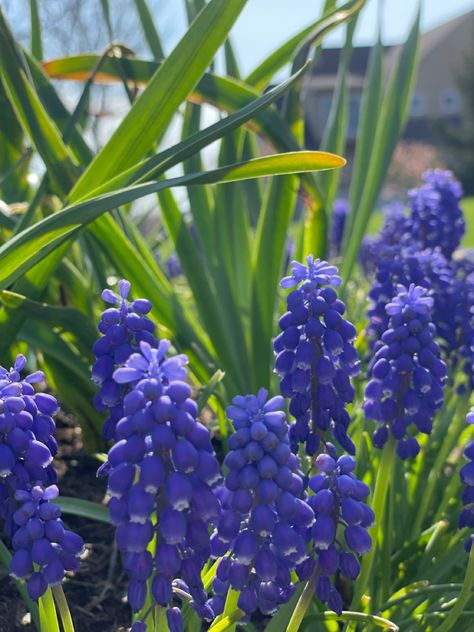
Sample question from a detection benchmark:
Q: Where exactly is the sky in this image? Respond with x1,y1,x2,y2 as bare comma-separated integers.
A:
227,0,474,74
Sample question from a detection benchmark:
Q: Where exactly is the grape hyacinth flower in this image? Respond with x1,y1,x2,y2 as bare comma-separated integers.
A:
306,450,373,614
92,280,157,440
165,253,182,279
98,335,222,628
460,413,474,553
364,284,447,459
359,202,408,276
330,199,350,258
0,355,83,599
274,256,360,455
406,169,464,260
366,246,451,352
209,389,312,617
436,258,474,391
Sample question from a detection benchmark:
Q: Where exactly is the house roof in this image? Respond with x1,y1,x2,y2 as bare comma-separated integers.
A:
310,8,474,79
311,46,375,76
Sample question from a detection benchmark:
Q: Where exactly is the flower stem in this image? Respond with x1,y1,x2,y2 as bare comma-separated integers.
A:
208,609,244,632
352,436,396,609
412,396,468,535
435,545,474,632
286,567,319,632
154,605,168,632
39,586,60,632
52,585,75,632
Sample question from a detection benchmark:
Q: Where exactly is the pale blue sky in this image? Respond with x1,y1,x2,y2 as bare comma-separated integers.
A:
229,0,474,74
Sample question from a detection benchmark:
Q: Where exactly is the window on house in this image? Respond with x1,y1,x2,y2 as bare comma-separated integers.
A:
410,91,425,116
440,88,461,115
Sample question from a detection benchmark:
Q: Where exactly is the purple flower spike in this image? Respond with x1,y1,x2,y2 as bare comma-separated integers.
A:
281,256,342,290
304,452,372,613
92,280,158,439
0,357,82,600
212,388,310,616
365,283,446,458
459,414,474,552
94,281,223,624
274,256,359,455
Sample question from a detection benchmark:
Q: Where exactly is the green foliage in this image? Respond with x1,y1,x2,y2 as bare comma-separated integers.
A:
2,2,469,632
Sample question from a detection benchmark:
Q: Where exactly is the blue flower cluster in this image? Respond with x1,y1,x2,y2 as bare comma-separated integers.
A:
366,246,450,352
363,171,474,394
330,199,349,258
360,202,408,276
460,413,474,553
95,286,223,628
439,259,474,390
364,284,447,458
307,450,373,613
407,169,465,260
92,280,157,440
274,256,360,455
210,389,311,616
0,355,83,599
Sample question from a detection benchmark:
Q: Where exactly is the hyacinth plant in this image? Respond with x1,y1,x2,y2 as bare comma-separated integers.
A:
1,0,474,631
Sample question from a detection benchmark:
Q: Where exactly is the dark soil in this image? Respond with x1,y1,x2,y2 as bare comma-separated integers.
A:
0,414,131,632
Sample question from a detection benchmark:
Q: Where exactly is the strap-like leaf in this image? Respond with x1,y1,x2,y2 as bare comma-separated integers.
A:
70,0,249,200
0,151,344,292
340,9,420,283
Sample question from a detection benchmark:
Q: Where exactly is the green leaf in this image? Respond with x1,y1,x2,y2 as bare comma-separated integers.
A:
24,50,93,166
70,0,249,200
0,289,97,351
39,588,60,632
133,0,164,59
0,151,344,292
340,8,420,283
317,14,358,213
55,497,110,523
251,176,298,388
107,63,310,199
302,611,399,631
42,56,308,158
99,0,114,40
28,0,43,60
0,9,78,196
347,32,383,224
245,0,366,90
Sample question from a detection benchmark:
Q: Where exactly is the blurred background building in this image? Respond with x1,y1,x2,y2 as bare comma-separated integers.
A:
304,9,474,145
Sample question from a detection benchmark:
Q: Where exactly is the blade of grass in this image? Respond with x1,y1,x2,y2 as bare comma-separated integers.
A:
28,0,42,60
340,8,420,284
246,0,366,90
55,497,109,523
42,56,311,157
0,150,344,296
134,0,164,59
70,0,249,200
347,31,383,227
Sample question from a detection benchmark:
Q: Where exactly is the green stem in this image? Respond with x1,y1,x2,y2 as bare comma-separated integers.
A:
39,586,60,632
412,397,468,535
52,585,75,632
208,609,244,632
305,610,399,630
435,545,474,632
352,436,396,609
380,583,465,611
154,605,168,632
286,568,319,632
